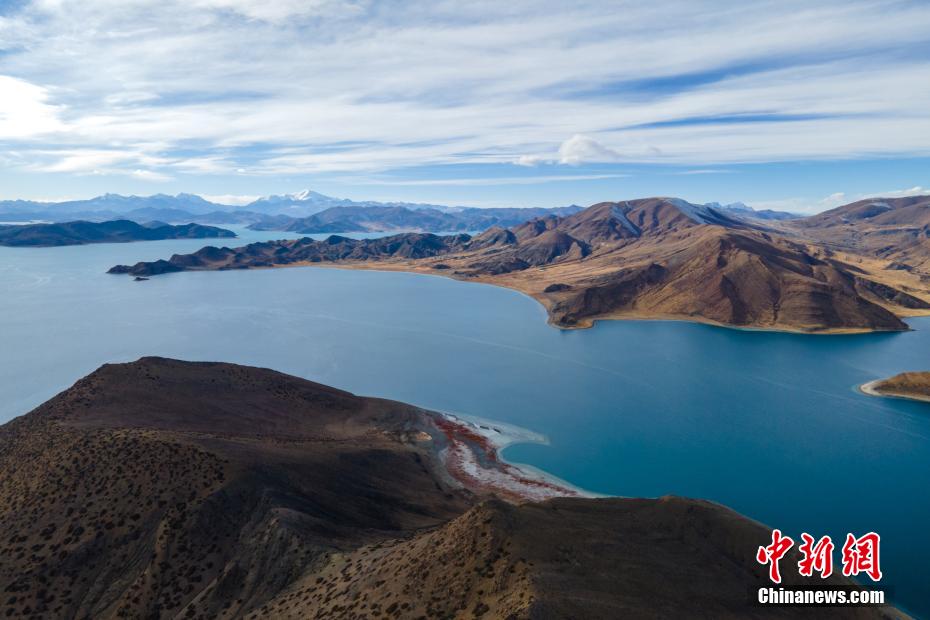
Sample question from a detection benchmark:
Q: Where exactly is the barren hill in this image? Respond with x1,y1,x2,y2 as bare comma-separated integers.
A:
862,371,930,404
797,196,930,229
787,195,930,274
110,197,930,333
0,358,899,619
0,357,469,619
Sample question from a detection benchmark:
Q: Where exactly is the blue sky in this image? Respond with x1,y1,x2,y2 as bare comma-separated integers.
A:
0,0,928,211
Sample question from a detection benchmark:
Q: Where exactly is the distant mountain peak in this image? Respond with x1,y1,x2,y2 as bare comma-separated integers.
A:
707,200,800,221
705,201,750,212
290,189,315,201
254,189,336,203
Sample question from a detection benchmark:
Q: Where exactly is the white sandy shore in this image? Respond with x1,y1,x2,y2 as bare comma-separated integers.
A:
859,379,930,403
430,411,599,502
859,380,883,397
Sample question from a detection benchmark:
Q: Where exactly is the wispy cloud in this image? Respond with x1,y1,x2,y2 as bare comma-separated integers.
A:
675,169,733,175
0,0,929,182
864,185,927,199
130,169,173,182
747,192,851,214
358,173,629,187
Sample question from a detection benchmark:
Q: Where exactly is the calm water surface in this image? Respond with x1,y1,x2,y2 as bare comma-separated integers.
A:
1,228,928,616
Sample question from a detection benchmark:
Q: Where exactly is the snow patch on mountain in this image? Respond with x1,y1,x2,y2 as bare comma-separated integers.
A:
610,203,642,236
666,197,716,224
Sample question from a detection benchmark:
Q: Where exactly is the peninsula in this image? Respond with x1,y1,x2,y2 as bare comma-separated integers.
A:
861,371,930,403
0,219,235,247
109,196,930,334
0,357,897,618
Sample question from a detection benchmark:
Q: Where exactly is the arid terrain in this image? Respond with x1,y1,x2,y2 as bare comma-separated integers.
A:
861,371,930,404
110,195,930,333
0,357,902,619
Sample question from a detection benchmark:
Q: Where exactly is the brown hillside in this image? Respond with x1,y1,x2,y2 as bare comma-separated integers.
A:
797,196,930,229
259,496,901,620
0,358,903,619
0,358,469,619
790,196,930,273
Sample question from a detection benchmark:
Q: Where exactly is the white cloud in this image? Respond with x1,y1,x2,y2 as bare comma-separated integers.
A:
130,168,172,182
676,169,733,175
38,149,142,173
358,173,629,187
189,0,366,23
557,135,623,165
104,91,160,106
820,192,846,205
0,75,66,139
747,191,850,214
1,0,930,180
515,154,550,167
200,193,260,205
864,186,927,198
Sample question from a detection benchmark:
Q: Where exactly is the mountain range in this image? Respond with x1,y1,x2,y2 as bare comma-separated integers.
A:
0,357,894,619
246,189,459,216
247,205,586,233
110,195,930,334
707,201,802,221
0,191,796,232
0,190,474,223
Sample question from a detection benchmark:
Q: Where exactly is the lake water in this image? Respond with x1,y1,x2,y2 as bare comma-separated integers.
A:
1,227,928,617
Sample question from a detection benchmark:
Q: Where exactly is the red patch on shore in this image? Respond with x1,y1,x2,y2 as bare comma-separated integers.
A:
430,414,582,502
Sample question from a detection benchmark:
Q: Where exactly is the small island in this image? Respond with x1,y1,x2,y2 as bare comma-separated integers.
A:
861,372,930,403
0,219,235,247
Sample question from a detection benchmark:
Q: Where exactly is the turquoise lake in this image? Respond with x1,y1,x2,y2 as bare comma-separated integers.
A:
1,227,928,617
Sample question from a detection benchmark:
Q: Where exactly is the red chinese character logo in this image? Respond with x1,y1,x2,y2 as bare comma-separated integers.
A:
842,532,882,581
757,529,794,583
798,533,834,578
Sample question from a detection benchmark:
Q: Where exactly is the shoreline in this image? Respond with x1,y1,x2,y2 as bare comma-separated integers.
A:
859,379,883,397
556,309,915,336
248,260,920,336
144,259,923,336
421,410,596,502
859,379,930,404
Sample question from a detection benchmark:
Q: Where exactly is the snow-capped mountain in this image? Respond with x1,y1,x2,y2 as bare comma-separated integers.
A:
704,201,800,221
245,190,457,216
